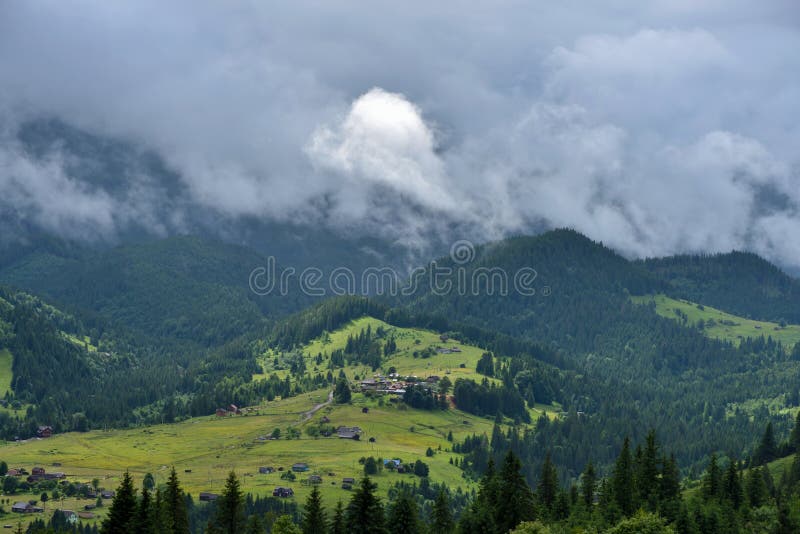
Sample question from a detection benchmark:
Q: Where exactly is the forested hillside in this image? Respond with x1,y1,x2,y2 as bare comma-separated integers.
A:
642,252,800,324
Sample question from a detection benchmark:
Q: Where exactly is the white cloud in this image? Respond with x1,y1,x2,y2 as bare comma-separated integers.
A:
1,2,799,268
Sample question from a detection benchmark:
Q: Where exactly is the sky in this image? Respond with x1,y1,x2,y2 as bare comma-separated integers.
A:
1,1,800,267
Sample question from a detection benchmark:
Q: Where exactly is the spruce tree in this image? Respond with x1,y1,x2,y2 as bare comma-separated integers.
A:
245,514,265,534
745,466,767,508
659,454,680,503
791,411,800,452
164,466,190,534
581,461,596,508
754,422,777,465
131,487,155,533
345,477,386,534
430,489,454,534
611,437,635,516
212,471,246,534
302,485,326,534
701,453,722,501
493,451,533,531
537,452,559,515
329,501,346,534
722,460,743,509
636,430,660,510
387,491,420,534
101,471,137,534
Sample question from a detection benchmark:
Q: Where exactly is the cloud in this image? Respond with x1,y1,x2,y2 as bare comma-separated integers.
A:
0,1,799,268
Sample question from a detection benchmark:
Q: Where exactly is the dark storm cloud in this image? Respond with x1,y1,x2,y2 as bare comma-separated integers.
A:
1,1,799,265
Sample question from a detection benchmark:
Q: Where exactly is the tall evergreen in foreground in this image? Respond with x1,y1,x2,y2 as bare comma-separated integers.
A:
164,466,190,534
430,489,454,534
210,471,246,534
302,485,326,534
101,471,137,534
345,476,386,534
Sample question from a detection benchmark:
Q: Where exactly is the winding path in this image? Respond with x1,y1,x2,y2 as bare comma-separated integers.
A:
301,390,333,421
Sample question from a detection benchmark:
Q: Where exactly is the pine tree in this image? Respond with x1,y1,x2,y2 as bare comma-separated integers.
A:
101,471,137,534
345,477,386,534
581,461,596,508
387,491,420,534
430,489,454,534
329,501,346,534
334,377,352,404
636,430,660,510
164,467,190,534
131,487,154,533
702,453,722,501
496,451,534,532
245,514,265,534
537,452,559,515
272,515,301,534
611,437,635,516
722,460,743,509
791,411,800,452
659,454,680,503
754,422,777,465
302,485,326,534
212,471,245,534
745,466,767,508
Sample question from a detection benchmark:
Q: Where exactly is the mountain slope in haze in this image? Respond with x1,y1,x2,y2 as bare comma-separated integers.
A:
641,252,800,324
0,235,320,347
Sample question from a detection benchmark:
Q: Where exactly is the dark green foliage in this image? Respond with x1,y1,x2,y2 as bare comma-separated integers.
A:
753,422,778,466
387,491,420,534
612,437,635,516
452,378,529,422
101,471,137,534
476,352,494,377
302,485,326,534
211,471,245,534
345,477,386,534
537,452,559,516
431,489,454,534
164,466,190,534
702,453,722,501
581,461,596,508
329,501,346,534
334,377,352,404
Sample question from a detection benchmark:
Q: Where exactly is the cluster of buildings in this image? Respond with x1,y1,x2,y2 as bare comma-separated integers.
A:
5,466,66,483
214,404,242,417
359,373,442,396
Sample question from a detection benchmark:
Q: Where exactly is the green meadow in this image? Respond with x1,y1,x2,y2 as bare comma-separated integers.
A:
0,316,561,527
632,294,800,349
0,387,499,524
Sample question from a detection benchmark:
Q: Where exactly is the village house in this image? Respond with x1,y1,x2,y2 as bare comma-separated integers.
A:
291,462,310,472
383,459,402,469
61,510,78,524
308,474,322,484
12,502,43,513
32,467,45,476
273,487,294,498
258,466,274,474
336,426,362,439
36,426,53,438
101,490,115,499
199,492,219,502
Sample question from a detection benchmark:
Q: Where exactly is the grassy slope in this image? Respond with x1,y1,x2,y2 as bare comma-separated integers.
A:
0,389,494,527
632,294,800,349
256,316,560,419
0,316,559,527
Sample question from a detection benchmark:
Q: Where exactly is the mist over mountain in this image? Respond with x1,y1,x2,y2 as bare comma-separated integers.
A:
2,1,800,271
